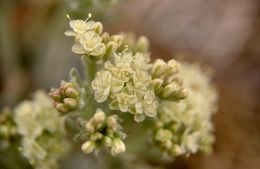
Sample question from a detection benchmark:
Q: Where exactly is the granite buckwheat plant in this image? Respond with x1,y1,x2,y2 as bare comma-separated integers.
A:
0,14,218,169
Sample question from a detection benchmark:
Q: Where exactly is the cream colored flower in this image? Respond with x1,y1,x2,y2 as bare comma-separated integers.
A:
91,71,112,103
72,31,106,56
117,92,137,112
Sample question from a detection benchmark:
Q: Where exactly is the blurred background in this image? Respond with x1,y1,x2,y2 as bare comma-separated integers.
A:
0,0,259,169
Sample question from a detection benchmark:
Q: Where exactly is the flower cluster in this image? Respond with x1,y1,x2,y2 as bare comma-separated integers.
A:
153,62,218,156
14,91,71,169
65,14,106,58
81,108,126,156
49,81,80,113
65,15,151,61
91,50,159,122
52,15,217,159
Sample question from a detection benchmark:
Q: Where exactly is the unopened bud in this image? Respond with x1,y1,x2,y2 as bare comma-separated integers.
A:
103,136,113,147
106,115,118,131
155,129,172,142
64,98,78,109
105,41,117,59
111,35,123,48
49,89,62,101
85,120,95,133
55,103,70,113
62,82,74,90
175,88,189,99
94,22,103,35
102,32,110,43
65,88,79,98
166,59,180,76
81,141,95,154
90,132,103,141
136,36,149,52
162,82,180,98
152,59,167,77
93,109,106,129
151,79,164,91
111,138,126,156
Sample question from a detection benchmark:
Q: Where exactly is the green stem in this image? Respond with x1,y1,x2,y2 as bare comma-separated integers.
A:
85,58,97,82
83,57,98,116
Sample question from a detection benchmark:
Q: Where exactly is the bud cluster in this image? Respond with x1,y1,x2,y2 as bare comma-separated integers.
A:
49,82,80,114
150,59,188,101
81,108,126,156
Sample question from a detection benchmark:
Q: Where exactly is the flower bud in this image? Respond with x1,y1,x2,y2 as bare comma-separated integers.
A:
151,79,164,91
49,89,62,101
175,88,188,99
111,138,126,155
64,98,78,109
90,132,103,141
94,22,103,35
62,82,74,90
166,59,180,76
152,59,167,77
103,136,113,147
155,129,172,142
105,41,117,59
106,115,118,131
81,141,95,154
162,82,180,98
85,120,95,133
102,32,110,43
111,35,123,48
136,36,149,52
65,88,79,98
93,109,106,129
55,103,70,113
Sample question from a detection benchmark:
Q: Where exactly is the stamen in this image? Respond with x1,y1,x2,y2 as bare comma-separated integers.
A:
85,13,92,22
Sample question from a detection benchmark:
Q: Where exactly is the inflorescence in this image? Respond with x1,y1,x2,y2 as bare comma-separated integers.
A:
0,13,218,169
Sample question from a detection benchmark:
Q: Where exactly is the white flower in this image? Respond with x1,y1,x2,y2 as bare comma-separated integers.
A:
91,71,112,103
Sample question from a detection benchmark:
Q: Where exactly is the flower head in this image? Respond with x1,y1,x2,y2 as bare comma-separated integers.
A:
153,62,218,156
92,50,158,122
